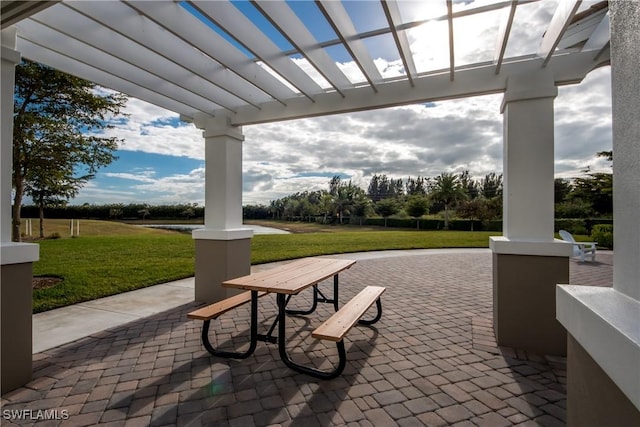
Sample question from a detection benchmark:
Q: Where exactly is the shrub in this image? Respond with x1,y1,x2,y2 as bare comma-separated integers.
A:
591,224,613,248
555,200,593,218
555,219,588,235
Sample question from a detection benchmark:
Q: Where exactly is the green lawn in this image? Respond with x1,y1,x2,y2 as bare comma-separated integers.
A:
31,219,499,313
250,230,496,263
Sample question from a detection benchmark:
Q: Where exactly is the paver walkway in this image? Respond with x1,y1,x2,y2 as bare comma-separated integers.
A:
1,251,613,426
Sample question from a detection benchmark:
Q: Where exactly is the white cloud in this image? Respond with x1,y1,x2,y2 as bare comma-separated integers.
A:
83,2,612,207
104,168,157,183
99,98,204,160
555,66,612,176
90,64,611,207
126,168,206,205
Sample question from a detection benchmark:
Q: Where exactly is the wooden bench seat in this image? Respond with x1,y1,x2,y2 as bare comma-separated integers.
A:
313,285,386,342
187,291,267,321
289,285,385,379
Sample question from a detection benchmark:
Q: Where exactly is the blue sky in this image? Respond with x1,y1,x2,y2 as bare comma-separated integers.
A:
73,1,613,206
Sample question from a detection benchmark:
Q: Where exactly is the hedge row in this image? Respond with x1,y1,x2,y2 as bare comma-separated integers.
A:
554,218,613,235
20,204,204,220
20,204,610,235
361,218,503,232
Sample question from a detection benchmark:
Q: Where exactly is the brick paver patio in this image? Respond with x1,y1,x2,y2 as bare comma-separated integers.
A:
1,251,613,426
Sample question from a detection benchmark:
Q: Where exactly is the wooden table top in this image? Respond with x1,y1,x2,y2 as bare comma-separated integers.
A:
222,257,356,295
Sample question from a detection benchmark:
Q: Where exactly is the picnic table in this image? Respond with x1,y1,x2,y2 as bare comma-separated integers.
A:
188,257,385,379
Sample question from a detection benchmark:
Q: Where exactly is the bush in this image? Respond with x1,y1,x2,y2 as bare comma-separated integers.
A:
591,224,613,248
555,200,593,218
554,219,588,235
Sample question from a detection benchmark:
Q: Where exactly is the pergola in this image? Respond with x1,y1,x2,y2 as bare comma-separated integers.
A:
1,1,638,425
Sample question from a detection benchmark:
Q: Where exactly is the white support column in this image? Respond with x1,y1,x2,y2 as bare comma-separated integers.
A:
1,28,39,394
490,70,572,355
191,114,253,303
1,28,20,245
491,70,571,257
502,71,556,242
557,2,640,424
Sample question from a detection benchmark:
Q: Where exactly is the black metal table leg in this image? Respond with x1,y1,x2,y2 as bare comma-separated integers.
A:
285,285,319,315
286,273,341,315
333,274,339,312
276,293,347,380
201,290,259,359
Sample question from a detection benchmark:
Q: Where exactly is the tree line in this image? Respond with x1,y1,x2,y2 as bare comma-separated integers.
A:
20,158,612,238
245,171,504,230
246,152,613,229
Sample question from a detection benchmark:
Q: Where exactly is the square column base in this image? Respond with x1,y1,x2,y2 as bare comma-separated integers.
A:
1,262,33,393
194,238,251,303
567,335,640,426
493,253,568,355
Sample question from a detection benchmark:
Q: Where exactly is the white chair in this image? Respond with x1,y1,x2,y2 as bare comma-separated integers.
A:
559,229,597,262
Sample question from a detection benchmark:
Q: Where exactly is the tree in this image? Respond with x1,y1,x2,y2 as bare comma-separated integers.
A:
457,198,486,230
12,60,127,241
554,178,573,204
459,170,479,199
570,172,613,216
406,176,427,196
431,172,468,229
328,175,342,196
318,192,334,223
479,173,503,199
331,179,365,224
375,198,400,227
367,174,404,201
405,195,430,229
597,150,613,162
26,159,87,238
351,197,373,225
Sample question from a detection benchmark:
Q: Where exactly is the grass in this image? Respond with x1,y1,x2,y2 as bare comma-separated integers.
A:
31,219,499,313
250,230,497,264
22,218,177,239
34,233,195,312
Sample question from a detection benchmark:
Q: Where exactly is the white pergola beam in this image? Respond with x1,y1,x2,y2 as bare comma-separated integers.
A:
68,1,270,110
129,1,296,105
380,0,417,86
316,0,382,89
538,0,582,67
583,11,610,59
447,0,455,81
493,1,518,75
16,36,202,119
191,0,323,100
230,50,607,126
253,0,352,95
0,0,58,29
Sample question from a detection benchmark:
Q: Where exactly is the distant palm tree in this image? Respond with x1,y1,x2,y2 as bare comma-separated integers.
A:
333,185,354,224
431,173,468,229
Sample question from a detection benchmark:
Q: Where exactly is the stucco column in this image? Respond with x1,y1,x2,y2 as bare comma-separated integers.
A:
1,28,39,393
490,70,572,356
557,2,640,425
191,115,253,303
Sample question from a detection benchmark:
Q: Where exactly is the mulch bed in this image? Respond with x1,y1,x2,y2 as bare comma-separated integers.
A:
33,276,63,290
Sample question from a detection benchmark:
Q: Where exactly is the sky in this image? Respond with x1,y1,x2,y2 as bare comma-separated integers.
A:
73,0,613,207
